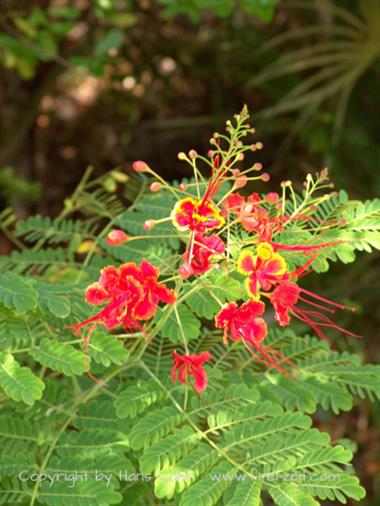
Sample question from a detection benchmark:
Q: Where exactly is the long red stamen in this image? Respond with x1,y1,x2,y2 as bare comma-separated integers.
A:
298,295,335,313
242,339,294,376
288,253,319,279
272,239,345,252
299,287,356,312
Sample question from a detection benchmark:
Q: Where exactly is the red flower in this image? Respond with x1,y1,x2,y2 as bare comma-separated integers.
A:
215,300,267,345
223,193,280,241
119,261,176,320
105,229,129,246
74,260,175,335
270,282,301,326
215,300,292,374
171,197,224,234
171,350,212,393
237,243,287,299
182,234,225,276
270,281,361,342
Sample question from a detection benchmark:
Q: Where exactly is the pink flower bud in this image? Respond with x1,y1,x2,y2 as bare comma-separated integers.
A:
232,168,240,176
233,175,248,189
188,149,197,159
150,182,161,192
256,142,263,150
179,183,187,191
105,229,129,246
132,160,149,172
179,263,193,279
143,220,155,230
265,192,280,204
261,172,270,182
253,162,263,171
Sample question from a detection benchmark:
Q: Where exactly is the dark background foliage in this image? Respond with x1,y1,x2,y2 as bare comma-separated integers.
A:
0,0,379,504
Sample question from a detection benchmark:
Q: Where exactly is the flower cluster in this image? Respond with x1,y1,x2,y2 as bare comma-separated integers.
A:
74,109,360,398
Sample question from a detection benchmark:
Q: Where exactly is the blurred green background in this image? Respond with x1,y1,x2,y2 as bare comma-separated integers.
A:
0,0,379,504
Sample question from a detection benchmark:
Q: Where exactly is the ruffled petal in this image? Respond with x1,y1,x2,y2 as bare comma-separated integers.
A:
215,302,238,329
155,284,176,304
237,250,256,274
264,254,287,276
140,260,159,279
85,282,110,305
191,367,208,393
246,277,260,300
133,294,157,320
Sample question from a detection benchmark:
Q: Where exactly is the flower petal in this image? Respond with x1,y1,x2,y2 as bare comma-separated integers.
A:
237,250,256,274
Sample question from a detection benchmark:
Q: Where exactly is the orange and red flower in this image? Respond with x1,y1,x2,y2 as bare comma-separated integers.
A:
171,197,224,234
74,260,175,335
215,300,291,374
182,234,225,277
171,350,212,393
215,300,267,345
223,192,282,241
270,281,361,342
237,242,287,299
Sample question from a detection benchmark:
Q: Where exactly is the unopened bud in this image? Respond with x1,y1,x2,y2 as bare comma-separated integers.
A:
143,220,155,231
177,152,187,160
233,175,248,189
232,168,240,176
253,162,263,171
179,183,187,191
261,172,270,182
265,192,280,204
150,182,161,192
179,263,193,279
132,160,149,172
106,229,129,246
188,149,197,159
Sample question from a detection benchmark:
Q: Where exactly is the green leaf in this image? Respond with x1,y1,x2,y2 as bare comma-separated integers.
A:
243,0,279,22
0,273,38,313
115,380,167,419
46,296,71,318
29,339,85,376
88,332,129,367
158,304,201,343
268,483,319,506
0,352,44,405
38,480,122,506
95,28,124,56
226,480,262,506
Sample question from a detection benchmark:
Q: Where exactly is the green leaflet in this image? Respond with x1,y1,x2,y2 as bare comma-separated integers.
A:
37,480,122,506
225,480,262,506
115,380,168,419
0,272,38,313
88,332,129,367
0,352,44,405
156,304,201,343
29,338,85,376
15,215,96,244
